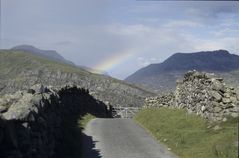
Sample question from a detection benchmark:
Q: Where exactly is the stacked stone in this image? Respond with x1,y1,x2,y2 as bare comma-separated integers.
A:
144,70,239,122
175,71,238,121
0,84,109,158
145,92,174,107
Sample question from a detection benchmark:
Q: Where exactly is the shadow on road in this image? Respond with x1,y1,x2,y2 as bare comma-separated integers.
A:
81,133,102,158
54,115,102,158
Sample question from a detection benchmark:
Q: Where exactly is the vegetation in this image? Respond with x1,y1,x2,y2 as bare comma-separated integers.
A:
0,50,90,77
135,108,238,158
0,50,153,95
78,113,96,129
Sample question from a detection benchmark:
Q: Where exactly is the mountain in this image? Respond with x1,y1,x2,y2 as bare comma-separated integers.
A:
11,45,109,75
11,45,75,65
77,65,109,76
125,50,239,93
0,50,154,107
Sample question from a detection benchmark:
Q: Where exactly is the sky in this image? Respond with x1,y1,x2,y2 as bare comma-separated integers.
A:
1,0,239,79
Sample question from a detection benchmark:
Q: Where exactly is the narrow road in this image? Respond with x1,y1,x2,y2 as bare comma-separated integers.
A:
82,118,178,158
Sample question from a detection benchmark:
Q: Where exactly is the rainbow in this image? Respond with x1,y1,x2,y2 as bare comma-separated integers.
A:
93,49,135,71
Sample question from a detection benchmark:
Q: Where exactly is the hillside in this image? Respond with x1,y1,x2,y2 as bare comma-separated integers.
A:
0,50,154,107
125,50,239,93
11,45,109,75
11,45,75,65
135,108,238,158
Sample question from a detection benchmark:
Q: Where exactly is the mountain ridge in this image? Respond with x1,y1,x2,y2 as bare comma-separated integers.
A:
0,50,154,107
11,44,75,65
125,50,239,93
10,45,109,75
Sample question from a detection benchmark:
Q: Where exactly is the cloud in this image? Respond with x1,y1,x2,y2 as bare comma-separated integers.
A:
53,41,72,46
163,20,203,28
137,57,159,67
184,2,239,23
2,0,239,79
193,37,239,54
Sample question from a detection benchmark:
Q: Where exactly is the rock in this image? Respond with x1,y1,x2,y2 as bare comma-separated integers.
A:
27,89,36,94
216,78,223,82
222,98,231,104
2,93,35,120
213,125,221,130
145,70,238,122
163,138,167,142
223,93,230,98
29,84,48,94
0,85,110,158
231,112,238,118
212,80,224,91
229,96,237,103
201,105,206,112
211,91,222,101
214,107,222,113
212,101,220,107
0,105,8,113
222,118,227,122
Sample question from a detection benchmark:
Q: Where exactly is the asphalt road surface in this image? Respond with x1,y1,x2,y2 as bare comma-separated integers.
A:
82,118,178,158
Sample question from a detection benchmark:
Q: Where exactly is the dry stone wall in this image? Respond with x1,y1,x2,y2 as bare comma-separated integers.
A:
145,71,239,121
0,84,110,158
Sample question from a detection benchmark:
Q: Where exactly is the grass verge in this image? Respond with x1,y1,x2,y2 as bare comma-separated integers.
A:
78,113,96,129
134,108,238,158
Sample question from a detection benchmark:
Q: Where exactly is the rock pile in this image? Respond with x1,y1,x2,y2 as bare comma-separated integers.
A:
145,92,174,107
0,84,110,158
145,71,239,121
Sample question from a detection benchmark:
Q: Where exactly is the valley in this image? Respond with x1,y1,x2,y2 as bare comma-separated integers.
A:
0,48,238,158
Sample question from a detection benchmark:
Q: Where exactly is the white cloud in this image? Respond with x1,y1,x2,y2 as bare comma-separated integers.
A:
193,37,239,54
2,0,239,79
163,20,203,28
137,57,159,67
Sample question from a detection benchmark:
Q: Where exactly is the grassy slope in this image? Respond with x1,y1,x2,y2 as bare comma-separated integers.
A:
0,50,89,78
78,113,96,129
135,108,238,158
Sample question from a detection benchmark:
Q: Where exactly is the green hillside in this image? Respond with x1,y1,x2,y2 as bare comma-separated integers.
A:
0,50,154,107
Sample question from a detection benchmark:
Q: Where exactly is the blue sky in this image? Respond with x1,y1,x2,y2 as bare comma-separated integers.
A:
1,0,239,79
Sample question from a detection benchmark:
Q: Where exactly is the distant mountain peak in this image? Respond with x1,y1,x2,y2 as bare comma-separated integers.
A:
125,50,239,92
11,44,109,75
12,44,58,53
11,44,72,64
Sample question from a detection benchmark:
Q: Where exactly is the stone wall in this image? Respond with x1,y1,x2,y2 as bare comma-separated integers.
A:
0,85,110,158
145,71,239,121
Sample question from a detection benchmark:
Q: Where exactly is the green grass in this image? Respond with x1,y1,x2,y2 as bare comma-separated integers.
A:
135,108,238,158
78,113,96,129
